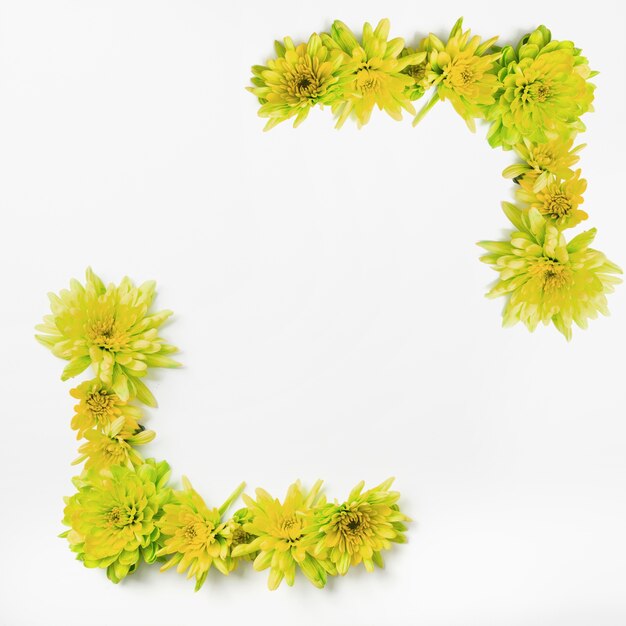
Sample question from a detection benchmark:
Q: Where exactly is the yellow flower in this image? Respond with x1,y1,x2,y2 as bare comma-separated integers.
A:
502,138,585,192
308,478,410,575
415,18,500,130
157,478,245,591
35,268,180,406
61,459,171,583
479,204,622,339
70,379,141,439
487,26,595,149
516,169,587,230
322,19,425,127
72,417,156,470
231,480,336,589
249,33,350,130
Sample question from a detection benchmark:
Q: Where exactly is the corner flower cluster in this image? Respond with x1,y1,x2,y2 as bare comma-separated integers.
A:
486,25,595,150
38,270,410,590
249,19,620,338
61,459,172,583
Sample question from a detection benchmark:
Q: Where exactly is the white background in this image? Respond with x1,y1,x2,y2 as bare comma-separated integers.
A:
1,1,625,624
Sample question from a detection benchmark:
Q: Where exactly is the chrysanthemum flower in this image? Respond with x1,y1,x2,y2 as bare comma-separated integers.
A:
249,33,351,130
61,459,171,583
502,138,585,192
414,18,500,130
72,417,156,470
231,481,336,590
307,478,409,575
516,169,588,230
70,379,141,439
223,507,258,571
156,478,245,590
479,204,622,339
321,19,425,127
400,46,431,101
487,26,595,149
35,268,180,406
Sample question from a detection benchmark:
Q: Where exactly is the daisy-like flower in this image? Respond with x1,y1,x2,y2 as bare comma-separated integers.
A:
70,379,141,439
322,19,425,127
156,478,245,591
478,204,622,339
414,18,500,130
516,169,588,230
502,138,585,192
35,268,180,406
487,26,595,149
249,33,351,130
231,481,336,590
307,478,409,575
72,417,156,471
61,459,171,583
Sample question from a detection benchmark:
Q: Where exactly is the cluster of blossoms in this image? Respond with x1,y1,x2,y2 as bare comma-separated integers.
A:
39,270,410,590
250,19,621,338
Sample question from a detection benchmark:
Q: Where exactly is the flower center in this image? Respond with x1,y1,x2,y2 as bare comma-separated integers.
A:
103,439,126,460
536,84,550,102
404,61,426,82
279,515,303,543
86,317,125,350
459,68,474,85
356,68,380,94
287,64,321,100
444,59,477,91
106,505,138,528
545,192,572,218
184,524,198,541
532,259,573,293
338,509,369,539
182,519,214,546
530,149,554,170
86,389,114,419
231,526,253,547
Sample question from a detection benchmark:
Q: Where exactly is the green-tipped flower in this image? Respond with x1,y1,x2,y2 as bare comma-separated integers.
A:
61,459,171,583
72,417,156,471
479,204,622,339
414,18,500,130
36,268,180,406
487,26,595,149
231,481,336,589
70,378,142,439
156,479,245,590
249,33,350,130
400,46,431,101
516,169,588,230
322,19,425,127
307,478,409,575
224,506,258,570
502,138,585,192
